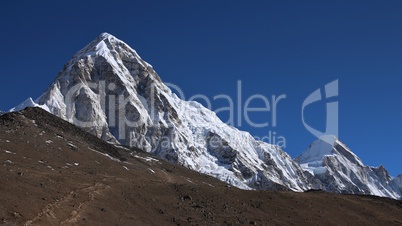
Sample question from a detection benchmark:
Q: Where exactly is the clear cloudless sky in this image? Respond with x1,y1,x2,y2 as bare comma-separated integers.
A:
0,1,401,176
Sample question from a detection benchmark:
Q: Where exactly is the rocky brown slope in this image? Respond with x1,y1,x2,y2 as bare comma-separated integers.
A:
0,108,401,225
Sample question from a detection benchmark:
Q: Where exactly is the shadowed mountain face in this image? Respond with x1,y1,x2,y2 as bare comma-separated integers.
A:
0,107,402,225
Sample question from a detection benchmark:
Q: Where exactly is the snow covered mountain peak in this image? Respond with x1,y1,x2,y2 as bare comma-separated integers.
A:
296,135,337,163
394,175,402,190
296,135,364,167
295,136,401,199
23,33,314,192
99,32,114,39
67,32,152,71
9,97,50,112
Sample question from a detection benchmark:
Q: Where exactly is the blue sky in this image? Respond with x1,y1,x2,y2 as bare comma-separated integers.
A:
0,1,401,176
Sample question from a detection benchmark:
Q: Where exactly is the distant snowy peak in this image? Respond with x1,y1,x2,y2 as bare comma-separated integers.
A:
393,175,402,190
9,97,49,112
296,135,337,164
296,135,363,168
295,135,401,200
371,165,391,179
